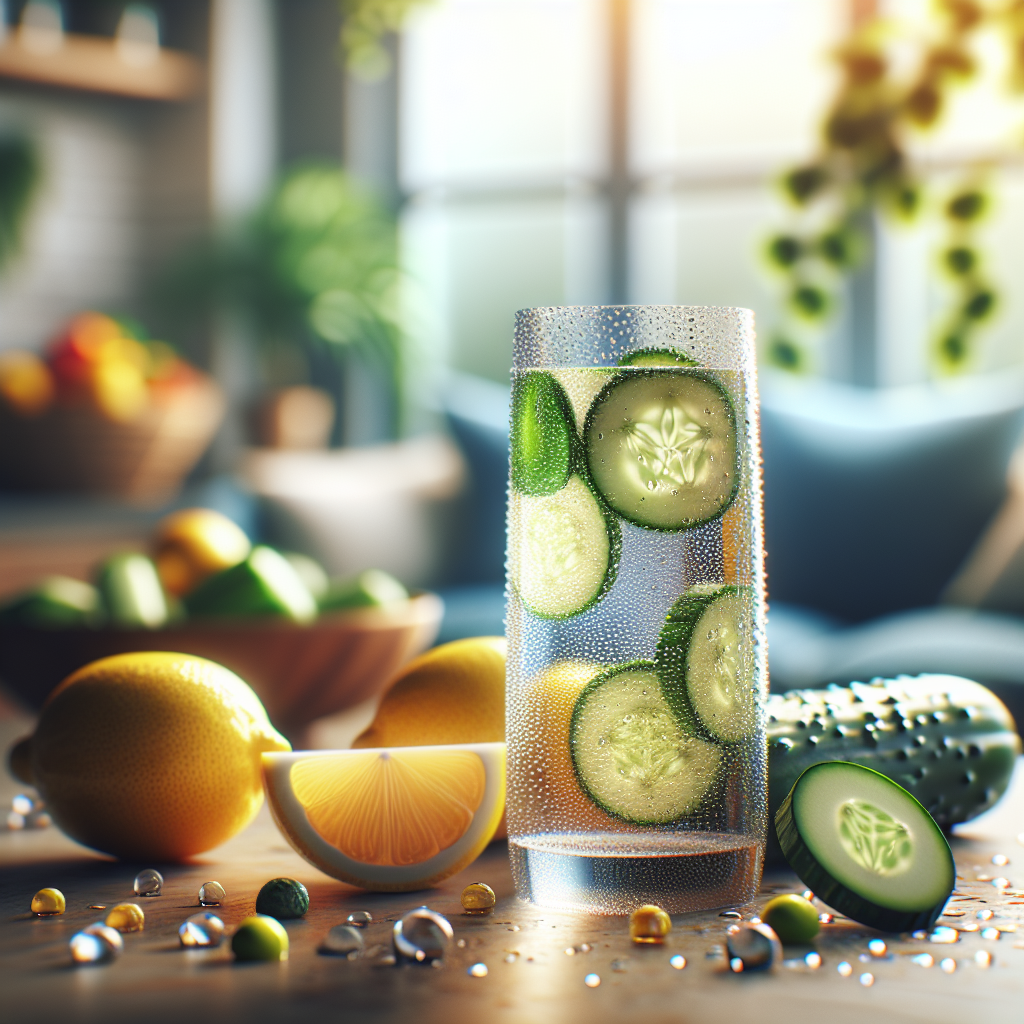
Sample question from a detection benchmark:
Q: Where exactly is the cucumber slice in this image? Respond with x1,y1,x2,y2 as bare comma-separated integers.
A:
775,761,956,933
584,370,738,531
511,371,576,496
570,660,722,824
618,348,697,367
656,584,756,742
508,474,620,619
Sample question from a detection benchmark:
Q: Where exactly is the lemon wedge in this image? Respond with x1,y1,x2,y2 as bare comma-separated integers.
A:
262,743,505,891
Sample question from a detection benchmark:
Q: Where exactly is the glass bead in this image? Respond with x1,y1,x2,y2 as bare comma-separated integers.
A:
198,881,226,906
105,903,145,933
468,963,488,978
133,868,163,897
320,925,364,957
726,923,781,972
178,912,225,948
346,911,372,928
70,923,123,964
31,887,65,916
392,907,453,963
629,904,672,944
461,882,496,915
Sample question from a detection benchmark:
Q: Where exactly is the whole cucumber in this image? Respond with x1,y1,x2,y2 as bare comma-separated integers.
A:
767,674,1020,864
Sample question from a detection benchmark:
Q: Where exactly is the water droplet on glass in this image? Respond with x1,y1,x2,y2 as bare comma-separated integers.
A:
911,953,933,968
859,972,874,987
940,957,957,974
669,954,686,969
178,912,224,948
198,881,225,906
346,911,372,928
805,952,822,969
868,939,886,956
133,868,163,897
725,922,781,971
584,973,601,987
837,961,853,977
393,907,453,963
320,925,364,957
70,923,123,964
719,910,741,919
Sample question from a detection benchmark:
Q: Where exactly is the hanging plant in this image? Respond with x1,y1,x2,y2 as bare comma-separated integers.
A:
763,0,1016,377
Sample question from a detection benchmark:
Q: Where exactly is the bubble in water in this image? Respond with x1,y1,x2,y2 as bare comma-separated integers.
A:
320,924,364,957
468,963,488,978
178,912,225,948
31,888,65,916
133,868,163,897
461,882,496,915
105,903,144,933
837,961,853,977
70,923,123,964
669,954,686,969
393,907,453,963
198,881,225,906
346,910,372,927
725,922,781,971
584,973,601,987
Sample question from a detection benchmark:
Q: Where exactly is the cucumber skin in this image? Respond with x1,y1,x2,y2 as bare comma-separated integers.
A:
655,584,743,738
775,762,955,934
618,347,697,367
511,371,578,496
767,675,1021,864
583,368,740,533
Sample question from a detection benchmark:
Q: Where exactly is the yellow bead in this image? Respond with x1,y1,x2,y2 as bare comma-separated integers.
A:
629,904,671,944
31,888,66,916
105,902,145,933
461,882,496,915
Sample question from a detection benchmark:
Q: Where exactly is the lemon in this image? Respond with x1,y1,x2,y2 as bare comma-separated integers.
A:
263,743,505,891
152,508,251,597
19,652,289,861
353,637,505,749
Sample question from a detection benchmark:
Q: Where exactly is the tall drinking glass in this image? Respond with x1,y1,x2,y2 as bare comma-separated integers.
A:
506,306,766,915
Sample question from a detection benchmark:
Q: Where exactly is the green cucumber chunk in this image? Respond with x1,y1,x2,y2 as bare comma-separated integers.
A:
584,369,738,530
618,348,697,367
570,661,722,824
96,553,170,630
657,584,756,742
320,568,408,612
511,370,576,496
0,575,103,629
509,474,619,619
775,761,955,933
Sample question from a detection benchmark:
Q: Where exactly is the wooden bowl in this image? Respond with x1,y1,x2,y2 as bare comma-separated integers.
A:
0,593,443,741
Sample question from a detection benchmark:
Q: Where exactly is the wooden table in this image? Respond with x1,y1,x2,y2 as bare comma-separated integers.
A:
2,711,1023,1024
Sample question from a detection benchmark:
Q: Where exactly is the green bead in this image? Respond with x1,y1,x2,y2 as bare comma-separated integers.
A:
761,894,820,944
231,915,289,961
255,877,309,920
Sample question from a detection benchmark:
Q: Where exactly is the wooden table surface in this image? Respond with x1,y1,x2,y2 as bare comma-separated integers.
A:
2,712,1023,1024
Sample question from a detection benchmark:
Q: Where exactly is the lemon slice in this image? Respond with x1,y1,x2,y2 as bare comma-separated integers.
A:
262,743,506,891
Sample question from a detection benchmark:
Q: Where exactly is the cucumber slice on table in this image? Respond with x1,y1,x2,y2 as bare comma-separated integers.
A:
656,585,756,742
508,474,620,619
618,348,697,367
775,761,956,933
570,660,722,824
511,370,576,496
584,369,738,530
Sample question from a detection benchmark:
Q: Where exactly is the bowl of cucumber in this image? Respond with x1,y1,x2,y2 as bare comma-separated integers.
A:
0,509,444,741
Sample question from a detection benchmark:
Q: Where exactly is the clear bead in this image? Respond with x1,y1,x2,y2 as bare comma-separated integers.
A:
346,910,372,928
133,868,163,897
320,925,364,957
393,907,453,963
178,912,225,948
198,881,226,906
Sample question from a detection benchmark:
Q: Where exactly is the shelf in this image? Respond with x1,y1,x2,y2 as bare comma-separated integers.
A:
0,32,203,101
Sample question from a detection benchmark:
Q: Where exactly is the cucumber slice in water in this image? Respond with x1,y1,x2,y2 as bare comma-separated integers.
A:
570,661,722,824
584,370,738,531
618,348,697,367
511,370,576,496
656,585,756,742
775,761,956,933
508,474,620,619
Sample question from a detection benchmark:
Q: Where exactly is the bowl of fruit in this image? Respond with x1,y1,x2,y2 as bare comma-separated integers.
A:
0,508,443,741
0,312,224,503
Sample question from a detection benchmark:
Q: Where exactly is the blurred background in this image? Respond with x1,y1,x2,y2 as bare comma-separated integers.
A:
4,0,1024,734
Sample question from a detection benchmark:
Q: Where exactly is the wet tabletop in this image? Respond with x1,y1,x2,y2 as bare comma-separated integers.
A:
2,713,1023,1024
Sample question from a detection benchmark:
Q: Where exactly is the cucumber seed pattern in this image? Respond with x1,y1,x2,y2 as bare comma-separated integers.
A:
838,800,913,875
622,404,715,494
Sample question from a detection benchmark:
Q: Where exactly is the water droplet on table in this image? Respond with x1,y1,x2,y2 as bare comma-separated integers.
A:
992,853,1009,867
178,912,224,948
868,939,886,956
198,881,225,906
584,973,601,987
804,952,822,968
859,972,874,987
940,957,957,974
669,954,686,969
393,907,453,963
321,925,364,957
105,903,144,933
468,963,488,978
977,909,993,921
837,961,853,977
975,949,992,968
70,923,123,964
610,959,629,972
726,923,781,971
461,882,496,915
929,927,959,943
346,911,372,928
981,927,1000,941
31,888,65,916
133,869,163,897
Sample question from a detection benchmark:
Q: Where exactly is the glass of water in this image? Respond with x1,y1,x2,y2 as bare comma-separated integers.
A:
506,305,766,914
